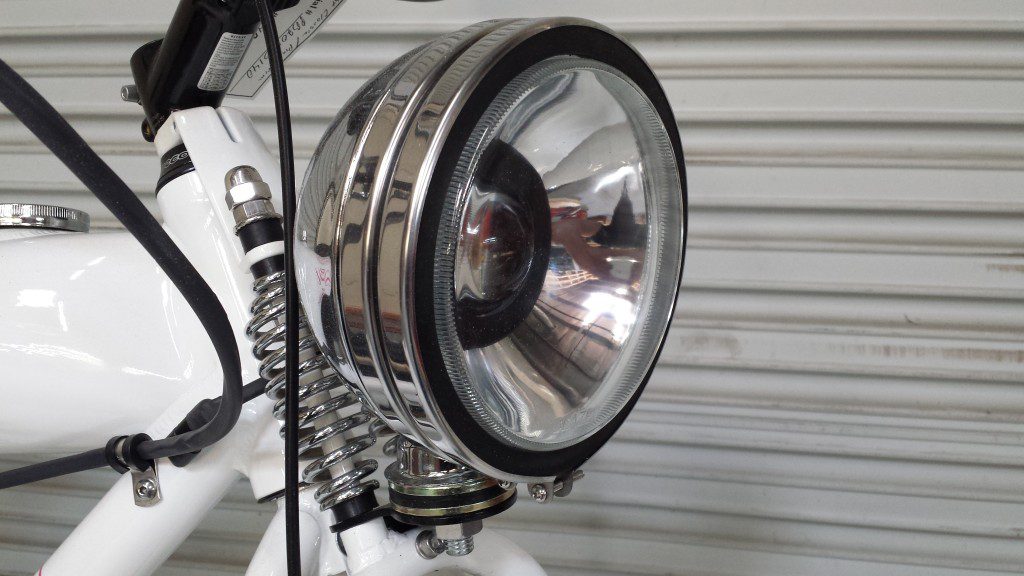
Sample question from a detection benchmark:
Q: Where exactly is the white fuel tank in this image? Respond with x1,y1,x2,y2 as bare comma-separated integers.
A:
0,228,215,453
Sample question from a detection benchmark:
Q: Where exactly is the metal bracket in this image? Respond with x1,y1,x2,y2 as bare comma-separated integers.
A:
528,470,584,504
131,463,162,507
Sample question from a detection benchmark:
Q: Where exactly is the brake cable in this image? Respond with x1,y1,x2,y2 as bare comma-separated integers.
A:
251,2,302,574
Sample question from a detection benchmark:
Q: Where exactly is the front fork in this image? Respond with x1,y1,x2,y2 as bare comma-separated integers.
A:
39,106,545,576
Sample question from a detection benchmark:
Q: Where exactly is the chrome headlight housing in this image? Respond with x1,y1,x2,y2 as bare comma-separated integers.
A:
296,18,687,482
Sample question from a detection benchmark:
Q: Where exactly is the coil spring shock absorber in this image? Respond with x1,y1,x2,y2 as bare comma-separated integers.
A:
225,165,391,518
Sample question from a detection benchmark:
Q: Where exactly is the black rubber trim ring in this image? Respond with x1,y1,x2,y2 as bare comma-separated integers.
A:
388,490,517,527
388,484,509,510
237,217,284,253
413,24,688,479
251,253,285,279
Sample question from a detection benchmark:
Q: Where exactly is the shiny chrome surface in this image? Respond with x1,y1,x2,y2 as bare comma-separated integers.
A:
247,268,386,510
296,19,510,455
0,203,90,232
385,440,515,519
296,18,684,482
224,166,279,230
436,56,684,450
386,440,497,498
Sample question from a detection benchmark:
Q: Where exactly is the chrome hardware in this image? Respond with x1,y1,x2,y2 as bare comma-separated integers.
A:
413,521,483,558
415,530,447,560
131,464,161,507
245,269,390,511
528,470,584,504
435,521,482,556
528,484,549,503
385,440,515,556
224,166,280,230
0,203,90,232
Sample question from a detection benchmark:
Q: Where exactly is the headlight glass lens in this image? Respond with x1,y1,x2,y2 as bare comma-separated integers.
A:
434,56,683,450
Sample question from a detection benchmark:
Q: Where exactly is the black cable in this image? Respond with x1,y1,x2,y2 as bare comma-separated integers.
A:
0,58,243,463
252,2,301,575
0,449,107,490
0,378,266,489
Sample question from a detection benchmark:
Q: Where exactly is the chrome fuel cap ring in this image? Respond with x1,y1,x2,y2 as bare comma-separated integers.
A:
0,203,90,232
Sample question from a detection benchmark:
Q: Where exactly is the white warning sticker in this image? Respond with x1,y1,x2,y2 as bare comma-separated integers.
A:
227,0,348,98
198,32,253,92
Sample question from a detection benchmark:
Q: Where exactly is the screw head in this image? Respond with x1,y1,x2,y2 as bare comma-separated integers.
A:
529,483,549,503
135,478,158,500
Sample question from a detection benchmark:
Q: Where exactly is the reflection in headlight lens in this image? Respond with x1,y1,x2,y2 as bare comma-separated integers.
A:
435,56,684,451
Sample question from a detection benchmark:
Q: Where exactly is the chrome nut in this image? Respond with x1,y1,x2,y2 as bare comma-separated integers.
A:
225,180,273,208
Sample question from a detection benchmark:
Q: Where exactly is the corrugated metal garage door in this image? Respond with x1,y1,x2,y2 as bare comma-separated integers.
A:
2,1,1022,574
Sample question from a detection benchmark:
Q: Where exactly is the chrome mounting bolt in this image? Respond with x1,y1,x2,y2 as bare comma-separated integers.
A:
435,520,482,557
415,521,485,559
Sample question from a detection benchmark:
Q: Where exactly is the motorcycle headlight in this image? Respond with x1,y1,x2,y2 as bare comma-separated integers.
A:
296,18,686,482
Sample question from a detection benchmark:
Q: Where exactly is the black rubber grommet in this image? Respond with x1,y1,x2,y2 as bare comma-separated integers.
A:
121,433,155,472
251,253,285,278
329,491,379,526
104,436,130,474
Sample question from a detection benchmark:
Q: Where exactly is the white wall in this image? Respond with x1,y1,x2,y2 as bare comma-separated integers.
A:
1,1,1023,574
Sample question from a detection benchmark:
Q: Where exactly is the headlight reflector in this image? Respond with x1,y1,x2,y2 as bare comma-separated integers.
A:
435,55,684,452
296,18,687,482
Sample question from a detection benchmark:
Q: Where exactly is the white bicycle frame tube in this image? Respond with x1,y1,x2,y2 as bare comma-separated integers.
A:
0,106,545,576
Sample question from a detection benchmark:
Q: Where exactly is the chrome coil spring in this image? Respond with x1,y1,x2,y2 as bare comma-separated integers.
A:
246,270,392,509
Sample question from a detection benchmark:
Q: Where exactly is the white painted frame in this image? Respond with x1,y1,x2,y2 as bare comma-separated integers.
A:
0,106,546,576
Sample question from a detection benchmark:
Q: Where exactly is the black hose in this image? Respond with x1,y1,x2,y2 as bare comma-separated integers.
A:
252,2,301,575
0,58,244,462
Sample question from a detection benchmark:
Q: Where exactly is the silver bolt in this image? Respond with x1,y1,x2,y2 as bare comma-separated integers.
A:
499,480,516,490
529,483,549,503
135,478,158,501
445,537,474,556
120,84,141,104
435,520,481,557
